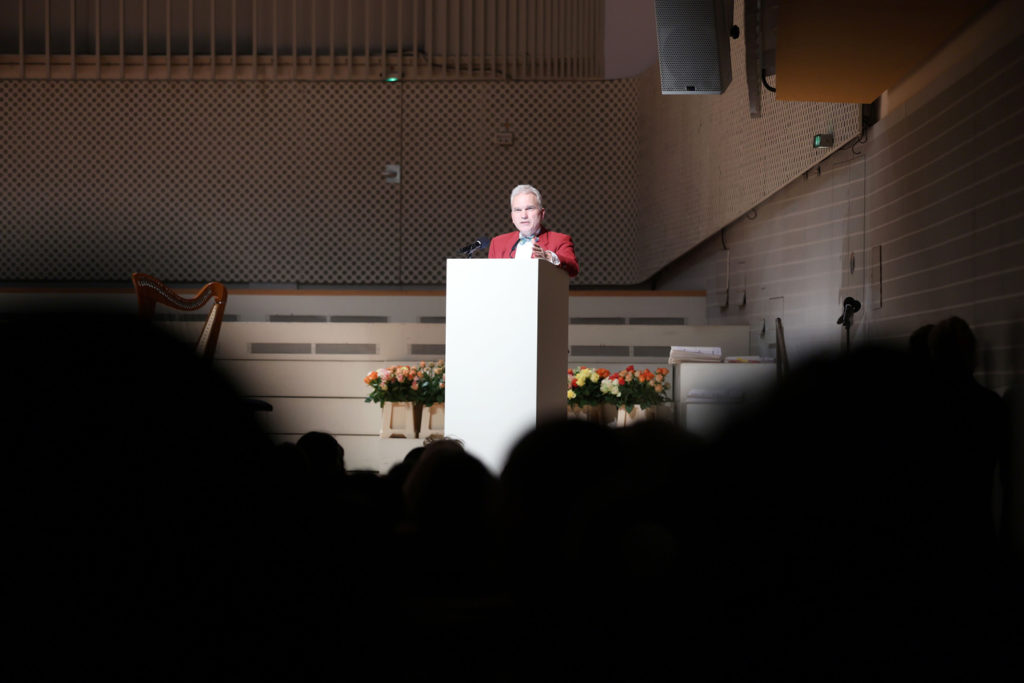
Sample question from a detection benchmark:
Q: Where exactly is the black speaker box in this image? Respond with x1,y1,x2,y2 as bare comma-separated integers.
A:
655,0,734,94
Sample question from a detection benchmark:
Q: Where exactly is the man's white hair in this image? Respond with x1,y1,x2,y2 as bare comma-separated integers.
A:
510,184,542,209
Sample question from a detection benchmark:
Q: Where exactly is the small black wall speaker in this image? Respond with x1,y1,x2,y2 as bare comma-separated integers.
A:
655,0,735,95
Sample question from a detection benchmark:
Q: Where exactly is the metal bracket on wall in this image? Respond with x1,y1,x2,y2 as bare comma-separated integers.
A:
384,164,401,184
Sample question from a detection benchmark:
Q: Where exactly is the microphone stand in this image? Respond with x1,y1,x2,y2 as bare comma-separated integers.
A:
836,298,861,354
839,305,853,353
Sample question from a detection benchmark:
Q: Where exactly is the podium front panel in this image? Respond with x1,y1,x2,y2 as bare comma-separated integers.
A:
445,258,568,473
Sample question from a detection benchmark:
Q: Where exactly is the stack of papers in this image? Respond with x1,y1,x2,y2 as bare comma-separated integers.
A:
668,346,722,363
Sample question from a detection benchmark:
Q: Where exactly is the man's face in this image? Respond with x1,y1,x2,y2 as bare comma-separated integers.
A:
511,192,545,237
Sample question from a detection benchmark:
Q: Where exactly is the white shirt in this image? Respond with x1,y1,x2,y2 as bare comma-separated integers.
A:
515,235,534,260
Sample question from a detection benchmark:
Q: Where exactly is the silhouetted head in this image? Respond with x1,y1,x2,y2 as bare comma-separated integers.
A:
929,315,977,378
500,418,617,527
297,430,346,475
909,323,935,361
402,439,497,534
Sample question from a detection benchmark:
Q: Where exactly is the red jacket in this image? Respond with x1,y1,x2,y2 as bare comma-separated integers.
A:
487,227,579,278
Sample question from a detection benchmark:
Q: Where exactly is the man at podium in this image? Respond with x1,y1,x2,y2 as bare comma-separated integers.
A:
488,184,579,278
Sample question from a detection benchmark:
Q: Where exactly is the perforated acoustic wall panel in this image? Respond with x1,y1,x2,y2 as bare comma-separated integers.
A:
401,80,639,284
0,78,638,286
0,80,402,284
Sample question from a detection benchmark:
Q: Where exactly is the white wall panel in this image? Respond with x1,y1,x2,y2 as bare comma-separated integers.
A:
252,396,379,435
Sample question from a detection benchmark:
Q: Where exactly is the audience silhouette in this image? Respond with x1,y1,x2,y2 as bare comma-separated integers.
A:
296,430,346,476
4,312,277,680
4,310,1020,681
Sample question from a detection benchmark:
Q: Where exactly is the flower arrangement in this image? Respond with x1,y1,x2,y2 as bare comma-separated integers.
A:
364,361,445,405
364,365,420,404
567,366,609,406
568,365,670,410
611,365,671,409
416,360,445,406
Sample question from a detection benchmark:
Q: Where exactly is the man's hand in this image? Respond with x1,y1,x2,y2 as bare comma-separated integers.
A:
531,241,560,266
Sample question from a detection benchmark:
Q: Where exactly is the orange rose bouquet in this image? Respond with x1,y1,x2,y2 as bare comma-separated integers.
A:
364,360,445,405
604,365,671,409
416,360,445,406
364,364,422,404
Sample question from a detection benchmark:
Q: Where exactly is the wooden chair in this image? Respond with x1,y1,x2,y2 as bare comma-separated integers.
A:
131,272,228,361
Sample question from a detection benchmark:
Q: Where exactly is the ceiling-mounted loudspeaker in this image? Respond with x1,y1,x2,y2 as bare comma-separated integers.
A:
655,0,735,95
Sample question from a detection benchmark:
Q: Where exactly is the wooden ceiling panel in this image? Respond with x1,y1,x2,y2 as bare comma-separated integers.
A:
775,0,994,103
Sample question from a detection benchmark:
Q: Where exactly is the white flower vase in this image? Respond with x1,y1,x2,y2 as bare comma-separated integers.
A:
615,404,657,427
419,402,445,439
380,401,421,438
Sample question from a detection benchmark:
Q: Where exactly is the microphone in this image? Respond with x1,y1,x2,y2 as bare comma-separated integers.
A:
458,237,490,256
837,297,862,326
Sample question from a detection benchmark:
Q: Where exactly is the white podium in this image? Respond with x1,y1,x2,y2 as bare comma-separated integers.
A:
445,258,570,473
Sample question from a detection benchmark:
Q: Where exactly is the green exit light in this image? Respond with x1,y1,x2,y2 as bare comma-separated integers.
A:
813,133,834,149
